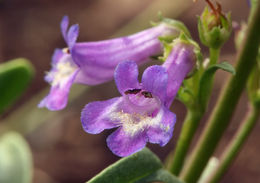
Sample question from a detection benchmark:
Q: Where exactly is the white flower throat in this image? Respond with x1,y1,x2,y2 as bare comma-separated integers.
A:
50,50,78,87
109,90,163,136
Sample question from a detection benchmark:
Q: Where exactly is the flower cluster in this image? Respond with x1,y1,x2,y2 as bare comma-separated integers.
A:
39,16,181,111
81,39,196,157
39,16,198,157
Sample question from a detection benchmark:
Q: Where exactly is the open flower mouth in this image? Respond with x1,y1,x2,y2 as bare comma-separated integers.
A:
123,88,161,115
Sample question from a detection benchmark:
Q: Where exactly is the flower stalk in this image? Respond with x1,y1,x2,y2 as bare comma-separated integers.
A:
180,2,260,182
169,110,201,175
206,104,260,183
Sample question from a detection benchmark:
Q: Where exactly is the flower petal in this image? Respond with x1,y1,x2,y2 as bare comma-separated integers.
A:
74,65,114,85
71,23,175,68
162,43,195,107
60,15,69,42
142,65,168,102
51,49,65,65
67,24,79,49
106,127,147,157
38,68,79,111
146,107,176,146
81,97,122,134
114,61,140,95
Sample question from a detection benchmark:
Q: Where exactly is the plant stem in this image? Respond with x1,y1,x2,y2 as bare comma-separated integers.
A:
209,48,220,65
206,105,260,183
169,110,201,175
180,2,260,183
169,48,220,176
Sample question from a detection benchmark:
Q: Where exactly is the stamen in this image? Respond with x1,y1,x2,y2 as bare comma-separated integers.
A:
141,91,153,98
51,60,77,87
124,89,142,95
62,48,70,54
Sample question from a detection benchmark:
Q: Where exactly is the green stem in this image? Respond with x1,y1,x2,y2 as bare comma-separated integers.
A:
207,105,260,183
209,48,220,65
169,110,201,175
180,2,260,183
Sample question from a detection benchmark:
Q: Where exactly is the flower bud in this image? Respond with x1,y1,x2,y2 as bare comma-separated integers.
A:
198,1,232,49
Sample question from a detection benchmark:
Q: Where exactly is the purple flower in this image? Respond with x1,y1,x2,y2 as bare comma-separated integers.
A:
81,41,196,157
39,16,181,111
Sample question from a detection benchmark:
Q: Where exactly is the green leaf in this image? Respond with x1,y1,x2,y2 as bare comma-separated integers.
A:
0,132,33,183
87,148,163,183
209,62,236,75
0,58,34,114
134,169,183,183
199,62,235,112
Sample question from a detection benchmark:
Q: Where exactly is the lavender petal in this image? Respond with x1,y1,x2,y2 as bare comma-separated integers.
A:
38,68,79,111
81,97,122,134
146,107,176,146
115,61,140,95
142,65,168,102
106,127,147,157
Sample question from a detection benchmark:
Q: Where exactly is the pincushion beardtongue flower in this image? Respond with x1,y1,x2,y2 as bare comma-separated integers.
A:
39,16,184,111
81,38,196,157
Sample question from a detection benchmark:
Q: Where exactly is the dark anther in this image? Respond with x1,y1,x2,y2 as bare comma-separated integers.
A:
141,91,153,98
63,48,70,54
124,89,141,95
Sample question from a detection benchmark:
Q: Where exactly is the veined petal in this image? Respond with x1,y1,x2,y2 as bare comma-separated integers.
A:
146,107,176,146
142,65,168,102
81,97,122,134
115,61,140,95
106,127,147,157
71,23,176,68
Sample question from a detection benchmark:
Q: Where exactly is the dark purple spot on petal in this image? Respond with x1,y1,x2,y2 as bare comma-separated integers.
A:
141,91,153,98
124,89,141,95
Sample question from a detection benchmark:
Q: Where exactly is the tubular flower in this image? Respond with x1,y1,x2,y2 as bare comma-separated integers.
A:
81,40,196,157
39,16,184,111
